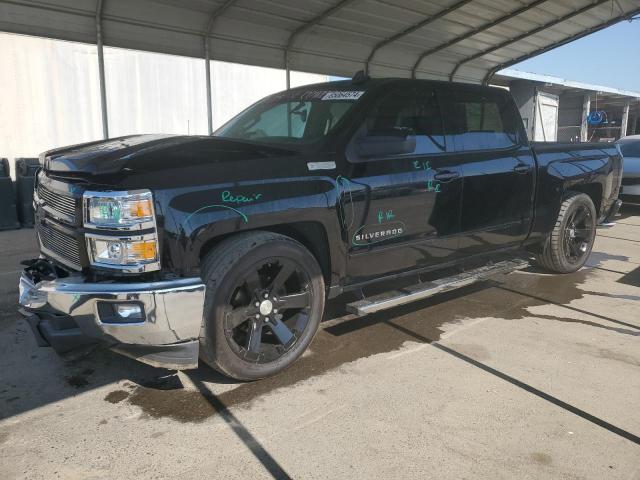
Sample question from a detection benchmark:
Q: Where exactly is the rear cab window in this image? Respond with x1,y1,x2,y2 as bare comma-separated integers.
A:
439,87,523,152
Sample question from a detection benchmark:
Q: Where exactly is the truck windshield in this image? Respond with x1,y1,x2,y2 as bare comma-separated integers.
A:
214,89,364,145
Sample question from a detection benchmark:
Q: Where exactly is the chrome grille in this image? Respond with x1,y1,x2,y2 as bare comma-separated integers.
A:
37,183,76,221
37,222,82,269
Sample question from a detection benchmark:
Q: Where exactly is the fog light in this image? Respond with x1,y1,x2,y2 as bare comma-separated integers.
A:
116,304,143,320
97,301,146,324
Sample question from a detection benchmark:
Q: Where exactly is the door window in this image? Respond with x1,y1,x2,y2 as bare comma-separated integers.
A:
352,87,446,159
443,90,521,152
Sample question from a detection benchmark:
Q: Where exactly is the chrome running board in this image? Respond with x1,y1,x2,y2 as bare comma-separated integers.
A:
346,259,529,316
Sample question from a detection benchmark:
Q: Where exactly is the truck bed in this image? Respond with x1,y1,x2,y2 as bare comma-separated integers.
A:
528,140,622,233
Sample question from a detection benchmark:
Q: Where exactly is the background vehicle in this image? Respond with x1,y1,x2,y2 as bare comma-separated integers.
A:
616,134,640,203
19,77,622,380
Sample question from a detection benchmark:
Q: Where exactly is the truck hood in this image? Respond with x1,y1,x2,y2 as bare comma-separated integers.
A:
43,134,294,176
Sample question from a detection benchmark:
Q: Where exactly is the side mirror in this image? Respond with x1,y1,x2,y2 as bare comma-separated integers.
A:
355,128,416,158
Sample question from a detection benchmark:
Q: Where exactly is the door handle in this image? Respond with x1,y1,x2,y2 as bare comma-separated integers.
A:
513,164,532,174
433,171,460,182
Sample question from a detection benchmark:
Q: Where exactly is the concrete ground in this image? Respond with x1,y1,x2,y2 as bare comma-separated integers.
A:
1,207,639,480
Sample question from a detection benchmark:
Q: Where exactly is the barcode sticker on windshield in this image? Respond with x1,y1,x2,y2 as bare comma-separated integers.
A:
321,91,365,101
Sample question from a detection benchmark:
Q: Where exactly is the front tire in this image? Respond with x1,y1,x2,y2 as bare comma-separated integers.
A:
199,231,325,380
535,192,597,273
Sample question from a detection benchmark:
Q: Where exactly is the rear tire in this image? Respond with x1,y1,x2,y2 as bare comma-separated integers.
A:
534,192,596,273
199,231,325,380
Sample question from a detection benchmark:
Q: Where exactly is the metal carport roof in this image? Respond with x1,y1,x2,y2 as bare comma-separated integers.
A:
2,0,638,138
1,0,639,85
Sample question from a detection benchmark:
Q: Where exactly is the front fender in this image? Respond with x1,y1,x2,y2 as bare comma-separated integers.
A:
159,176,344,281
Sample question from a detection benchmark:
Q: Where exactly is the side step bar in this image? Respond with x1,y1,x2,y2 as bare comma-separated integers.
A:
346,259,529,317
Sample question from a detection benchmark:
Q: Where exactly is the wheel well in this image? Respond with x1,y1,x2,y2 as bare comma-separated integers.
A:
198,222,332,285
568,183,603,216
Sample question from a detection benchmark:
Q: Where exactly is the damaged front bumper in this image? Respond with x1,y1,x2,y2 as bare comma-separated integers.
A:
18,263,205,370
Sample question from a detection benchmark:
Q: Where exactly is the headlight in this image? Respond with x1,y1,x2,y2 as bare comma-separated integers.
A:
84,190,154,229
83,189,160,272
87,234,159,271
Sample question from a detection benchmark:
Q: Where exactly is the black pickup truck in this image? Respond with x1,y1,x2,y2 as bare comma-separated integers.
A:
19,77,622,380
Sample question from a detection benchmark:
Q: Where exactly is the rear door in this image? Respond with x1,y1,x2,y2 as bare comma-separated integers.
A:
341,84,465,285
439,86,535,256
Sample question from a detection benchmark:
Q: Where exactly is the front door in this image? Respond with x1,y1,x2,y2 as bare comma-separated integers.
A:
341,85,464,285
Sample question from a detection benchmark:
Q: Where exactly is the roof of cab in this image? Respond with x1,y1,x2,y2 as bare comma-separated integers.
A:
287,76,506,95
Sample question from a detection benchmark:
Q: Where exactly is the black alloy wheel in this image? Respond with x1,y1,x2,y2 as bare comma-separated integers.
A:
562,204,594,265
224,257,312,364
199,231,325,380
534,192,597,274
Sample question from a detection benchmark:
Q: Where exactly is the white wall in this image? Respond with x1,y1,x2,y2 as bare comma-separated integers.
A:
104,47,208,137
210,62,324,129
0,33,103,171
0,33,329,177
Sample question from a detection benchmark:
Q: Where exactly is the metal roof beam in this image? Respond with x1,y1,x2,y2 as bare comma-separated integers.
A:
205,0,238,36
482,6,640,85
284,0,358,88
450,0,611,81
0,0,202,37
411,0,551,79
364,0,475,75
0,0,93,18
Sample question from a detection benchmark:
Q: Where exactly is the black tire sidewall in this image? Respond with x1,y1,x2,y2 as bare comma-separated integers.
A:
202,234,324,380
555,194,597,272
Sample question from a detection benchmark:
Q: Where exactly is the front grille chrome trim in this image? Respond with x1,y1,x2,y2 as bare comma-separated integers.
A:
36,183,77,224
37,222,82,271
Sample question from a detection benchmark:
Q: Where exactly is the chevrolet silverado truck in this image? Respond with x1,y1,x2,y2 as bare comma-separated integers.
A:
18,77,622,380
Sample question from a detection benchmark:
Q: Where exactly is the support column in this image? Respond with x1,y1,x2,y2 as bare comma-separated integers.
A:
202,0,239,135
96,0,109,139
285,50,291,90
620,101,630,139
580,94,591,142
204,36,213,135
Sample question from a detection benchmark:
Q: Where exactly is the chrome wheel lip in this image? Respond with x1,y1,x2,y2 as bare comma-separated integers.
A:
223,256,312,365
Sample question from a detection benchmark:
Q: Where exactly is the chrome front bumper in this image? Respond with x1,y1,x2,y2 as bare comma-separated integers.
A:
18,270,205,369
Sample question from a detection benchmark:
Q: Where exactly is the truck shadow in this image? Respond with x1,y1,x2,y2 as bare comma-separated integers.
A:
1,279,491,421
130,253,640,421
2,250,637,423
